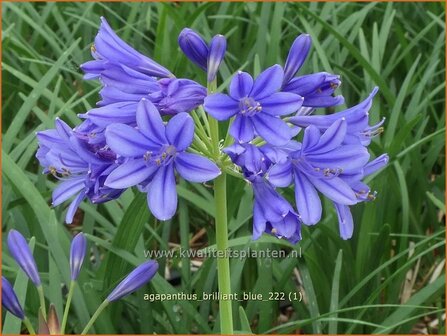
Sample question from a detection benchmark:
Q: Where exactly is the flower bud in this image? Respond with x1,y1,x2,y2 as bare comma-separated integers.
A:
178,28,208,71
207,34,226,82
2,276,25,320
70,233,87,280
283,34,312,85
7,230,41,286
107,260,158,302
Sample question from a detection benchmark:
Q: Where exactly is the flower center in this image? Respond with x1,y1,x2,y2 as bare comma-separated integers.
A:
144,145,177,166
239,97,262,116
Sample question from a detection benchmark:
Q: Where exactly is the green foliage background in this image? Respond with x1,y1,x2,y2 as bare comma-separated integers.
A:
2,1,445,334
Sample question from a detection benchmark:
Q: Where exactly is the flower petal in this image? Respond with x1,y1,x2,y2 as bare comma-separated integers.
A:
204,93,239,121
52,177,86,206
252,200,266,240
307,145,370,173
175,152,221,182
334,203,354,240
81,102,138,127
105,159,158,189
311,118,347,153
307,175,357,205
251,64,283,100
229,115,255,143
252,113,292,146
66,190,86,224
147,164,177,220
105,123,154,157
294,172,322,225
268,162,293,187
166,113,194,151
302,125,321,150
259,92,303,116
136,99,167,145
229,71,254,100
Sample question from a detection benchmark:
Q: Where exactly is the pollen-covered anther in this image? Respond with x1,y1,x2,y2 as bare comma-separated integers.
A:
330,82,339,90
143,151,153,161
90,44,96,53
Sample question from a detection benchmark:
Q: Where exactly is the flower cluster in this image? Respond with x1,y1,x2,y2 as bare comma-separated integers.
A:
36,18,388,243
2,230,158,333
208,35,388,242
36,17,221,223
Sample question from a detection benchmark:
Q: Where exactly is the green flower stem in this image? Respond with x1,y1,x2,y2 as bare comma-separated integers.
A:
81,300,109,335
37,285,46,320
23,317,36,335
61,281,76,334
207,79,234,334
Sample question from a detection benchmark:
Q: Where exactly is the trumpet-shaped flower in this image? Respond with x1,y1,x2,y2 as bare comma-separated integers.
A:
104,99,220,220
80,77,206,127
268,119,370,226
204,65,303,145
289,87,383,145
36,118,124,223
2,276,25,320
70,233,87,280
81,17,172,80
107,260,158,301
282,34,344,108
224,143,302,243
7,230,41,286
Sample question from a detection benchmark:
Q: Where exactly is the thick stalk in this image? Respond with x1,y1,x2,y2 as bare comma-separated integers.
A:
207,80,234,334
61,281,76,334
214,173,233,334
81,300,109,335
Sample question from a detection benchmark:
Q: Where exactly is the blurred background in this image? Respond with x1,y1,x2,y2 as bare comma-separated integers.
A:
2,1,445,334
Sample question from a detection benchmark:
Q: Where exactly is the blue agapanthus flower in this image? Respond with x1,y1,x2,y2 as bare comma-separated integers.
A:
36,119,124,223
289,87,384,146
204,65,304,145
104,99,221,220
268,119,370,226
224,143,302,243
81,17,172,80
281,34,344,108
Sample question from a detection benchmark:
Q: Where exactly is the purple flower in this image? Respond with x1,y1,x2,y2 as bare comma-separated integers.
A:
36,118,124,223
148,78,207,115
204,65,303,145
289,87,383,145
332,154,389,239
268,119,370,226
107,260,158,301
80,78,206,127
2,276,25,320
104,99,221,220
178,28,227,82
281,34,343,108
224,143,301,243
81,17,172,80
70,233,87,280
7,230,41,286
